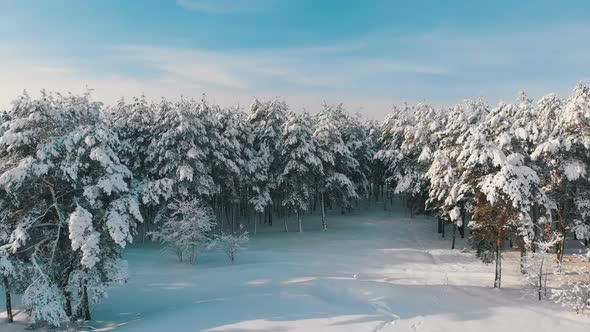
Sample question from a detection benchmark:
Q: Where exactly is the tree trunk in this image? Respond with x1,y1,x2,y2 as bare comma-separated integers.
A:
441,220,445,238
313,184,319,212
231,204,236,234
459,208,466,238
538,257,544,301
531,204,538,253
3,276,12,323
520,240,526,274
82,284,91,321
283,215,289,232
494,244,502,288
451,223,457,249
494,207,508,288
558,232,565,267
390,194,393,212
297,209,302,233
254,213,258,235
556,217,566,266
233,204,237,234
544,264,549,297
46,183,64,268
437,217,443,234
66,297,73,321
556,184,573,266
321,192,327,230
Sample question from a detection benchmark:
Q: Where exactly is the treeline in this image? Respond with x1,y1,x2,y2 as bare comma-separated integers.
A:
376,86,590,312
1,84,590,327
0,91,385,327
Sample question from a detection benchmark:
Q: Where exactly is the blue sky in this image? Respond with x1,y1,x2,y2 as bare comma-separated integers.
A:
1,0,589,117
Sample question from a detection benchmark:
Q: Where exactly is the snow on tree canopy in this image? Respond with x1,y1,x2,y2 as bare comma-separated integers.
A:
563,160,586,181
448,207,463,226
68,206,101,268
479,153,541,211
22,277,68,327
0,249,15,276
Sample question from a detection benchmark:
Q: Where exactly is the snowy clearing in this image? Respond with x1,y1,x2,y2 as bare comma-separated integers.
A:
4,207,587,331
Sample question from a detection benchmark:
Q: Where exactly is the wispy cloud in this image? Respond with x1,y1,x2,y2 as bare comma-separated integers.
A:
2,21,589,117
362,59,450,75
115,45,250,89
112,44,360,90
0,54,399,117
176,0,276,14
112,41,452,93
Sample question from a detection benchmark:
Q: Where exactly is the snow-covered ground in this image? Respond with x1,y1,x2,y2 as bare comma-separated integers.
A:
2,206,589,331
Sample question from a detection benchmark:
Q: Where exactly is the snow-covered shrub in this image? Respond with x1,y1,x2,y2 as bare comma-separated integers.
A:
551,250,590,313
209,226,249,264
22,275,67,327
522,235,561,300
552,273,590,313
150,198,215,264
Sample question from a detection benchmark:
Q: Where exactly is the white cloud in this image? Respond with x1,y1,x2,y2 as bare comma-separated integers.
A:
2,21,589,118
112,44,357,89
0,55,397,118
112,43,449,92
115,45,250,89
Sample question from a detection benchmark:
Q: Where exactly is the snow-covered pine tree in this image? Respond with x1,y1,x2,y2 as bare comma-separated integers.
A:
425,99,488,241
532,85,590,265
364,120,385,205
375,104,413,209
143,98,216,228
377,103,445,216
104,96,156,242
340,113,373,206
248,99,287,225
0,91,97,325
239,118,271,234
278,111,322,232
313,104,359,230
460,99,552,288
507,92,560,266
0,108,15,323
206,105,244,233
0,91,141,325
